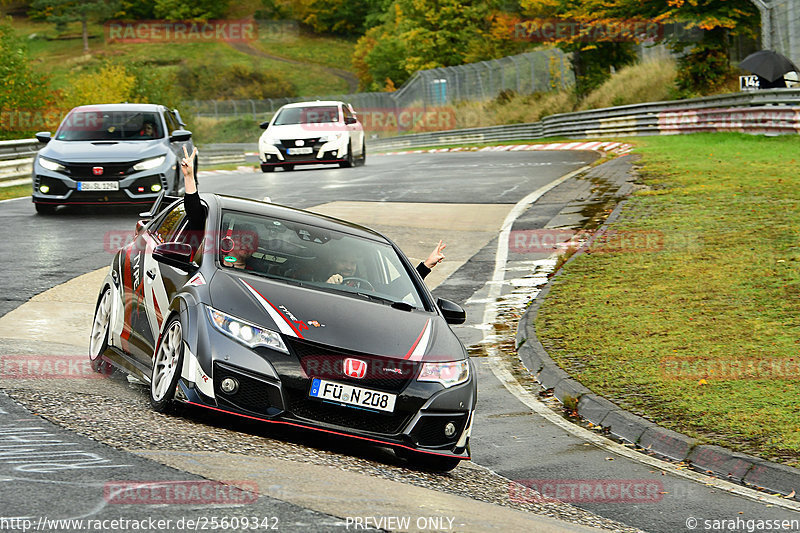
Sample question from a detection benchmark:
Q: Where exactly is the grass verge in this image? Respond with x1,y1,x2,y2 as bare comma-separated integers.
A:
0,184,31,201
535,133,800,466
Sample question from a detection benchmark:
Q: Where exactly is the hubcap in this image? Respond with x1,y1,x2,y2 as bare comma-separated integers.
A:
152,321,182,402
89,290,112,358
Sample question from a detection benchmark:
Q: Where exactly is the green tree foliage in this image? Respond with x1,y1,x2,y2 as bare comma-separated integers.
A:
0,20,55,139
116,0,157,19
29,0,119,53
523,0,759,95
152,0,229,20
353,0,516,91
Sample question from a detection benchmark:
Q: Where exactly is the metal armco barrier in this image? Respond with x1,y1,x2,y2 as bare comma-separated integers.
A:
368,88,800,150
0,139,40,182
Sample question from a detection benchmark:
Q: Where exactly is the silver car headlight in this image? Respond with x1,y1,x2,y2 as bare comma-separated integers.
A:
206,306,288,353
133,155,166,171
39,156,65,172
417,360,470,388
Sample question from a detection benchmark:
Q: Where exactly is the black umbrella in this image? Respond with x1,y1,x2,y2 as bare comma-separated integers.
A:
739,50,799,82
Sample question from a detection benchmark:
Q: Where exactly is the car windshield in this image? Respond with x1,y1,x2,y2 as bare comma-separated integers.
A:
55,110,164,141
219,210,426,310
273,106,339,126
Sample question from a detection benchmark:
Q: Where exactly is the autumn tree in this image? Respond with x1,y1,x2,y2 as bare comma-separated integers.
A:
29,0,119,54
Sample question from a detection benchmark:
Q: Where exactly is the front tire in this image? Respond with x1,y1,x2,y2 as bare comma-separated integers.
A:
35,203,56,215
339,142,354,168
89,286,112,373
150,317,185,412
358,141,366,166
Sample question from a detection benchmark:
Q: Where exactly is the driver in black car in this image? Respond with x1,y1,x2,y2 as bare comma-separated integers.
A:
179,146,445,280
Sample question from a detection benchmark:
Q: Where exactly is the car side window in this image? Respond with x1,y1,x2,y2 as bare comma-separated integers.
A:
151,202,186,243
164,111,180,135
342,105,353,123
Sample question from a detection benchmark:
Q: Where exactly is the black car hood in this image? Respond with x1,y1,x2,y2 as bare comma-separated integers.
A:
40,139,166,162
208,271,463,361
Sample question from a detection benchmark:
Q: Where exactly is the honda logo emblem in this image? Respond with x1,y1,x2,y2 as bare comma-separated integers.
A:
343,358,367,379
295,140,304,147
92,166,103,176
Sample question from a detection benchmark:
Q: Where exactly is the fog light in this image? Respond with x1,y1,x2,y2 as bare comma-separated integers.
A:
39,185,50,193
220,377,238,394
151,184,162,192
444,422,456,438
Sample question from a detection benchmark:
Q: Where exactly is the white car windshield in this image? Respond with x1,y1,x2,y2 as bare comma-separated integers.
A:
273,106,339,125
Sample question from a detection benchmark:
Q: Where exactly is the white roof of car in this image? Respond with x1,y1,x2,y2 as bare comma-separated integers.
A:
279,100,346,109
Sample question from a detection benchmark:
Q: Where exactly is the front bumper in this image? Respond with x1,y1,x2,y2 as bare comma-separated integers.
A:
178,313,475,458
31,167,170,206
259,137,348,168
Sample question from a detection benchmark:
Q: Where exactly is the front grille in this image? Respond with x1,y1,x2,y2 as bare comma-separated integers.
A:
64,162,134,179
279,137,321,147
285,389,411,435
410,414,468,447
287,338,418,394
214,362,283,416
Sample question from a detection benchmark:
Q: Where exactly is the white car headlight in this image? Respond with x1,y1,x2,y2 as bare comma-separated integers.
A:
320,132,344,143
133,155,166,171
417,360,470,388
206,306,288,353
261,135,279,146
39,157,64,172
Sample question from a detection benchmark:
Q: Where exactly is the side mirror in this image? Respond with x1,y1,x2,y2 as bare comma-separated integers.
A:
344,117,357,125
437,298,466,325
259,121,270,129
153,242,196,271
169,129,192,142
35,131,51,144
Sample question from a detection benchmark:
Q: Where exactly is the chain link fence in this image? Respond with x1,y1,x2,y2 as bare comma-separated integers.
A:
762,0,800,64
185,48,573,120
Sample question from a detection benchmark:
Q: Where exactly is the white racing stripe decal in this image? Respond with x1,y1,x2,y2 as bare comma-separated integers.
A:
405,318,431,361
240,280,301,338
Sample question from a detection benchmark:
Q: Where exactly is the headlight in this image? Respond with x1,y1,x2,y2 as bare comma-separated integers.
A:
38,157,64,172
206,306,288,353
417,360,470,388
320,132,344,143
133,155,166,171
261,135,279,146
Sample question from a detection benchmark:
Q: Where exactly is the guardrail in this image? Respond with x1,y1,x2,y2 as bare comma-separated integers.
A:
0,139,41,183
367,88,800,150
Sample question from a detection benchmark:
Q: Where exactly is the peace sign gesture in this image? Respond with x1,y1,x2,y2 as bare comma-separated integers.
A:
424,240,446,269
181,144,198,194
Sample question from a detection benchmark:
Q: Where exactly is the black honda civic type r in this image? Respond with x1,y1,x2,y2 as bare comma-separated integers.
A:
89,192,476,471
